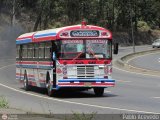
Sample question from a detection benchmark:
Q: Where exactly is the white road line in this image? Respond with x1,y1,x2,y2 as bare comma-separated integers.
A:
124,52,160,74
116,80,131,83
153,97,160,99
104,91,111,93
0,83,160,114
0,64,15,70
113,66,160,78
126,52,160,64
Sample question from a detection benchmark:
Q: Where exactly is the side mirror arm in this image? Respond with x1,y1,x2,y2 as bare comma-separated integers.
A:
113,43,119,54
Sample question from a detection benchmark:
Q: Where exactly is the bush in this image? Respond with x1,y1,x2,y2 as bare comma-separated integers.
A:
137,21,150,31
0,96,9,108
50,22,64,28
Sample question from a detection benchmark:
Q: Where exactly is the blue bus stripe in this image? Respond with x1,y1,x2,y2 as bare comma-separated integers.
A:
16,38,32,44
34,33,56,38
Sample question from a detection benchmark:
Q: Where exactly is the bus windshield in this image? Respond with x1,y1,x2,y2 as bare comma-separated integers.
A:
58,39,112,59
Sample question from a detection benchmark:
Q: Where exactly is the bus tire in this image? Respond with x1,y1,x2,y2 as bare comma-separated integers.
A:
46,72,53,97
24,71,31,91
93,88,104,97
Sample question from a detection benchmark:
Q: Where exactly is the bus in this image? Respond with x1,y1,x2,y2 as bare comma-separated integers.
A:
16,21,118,97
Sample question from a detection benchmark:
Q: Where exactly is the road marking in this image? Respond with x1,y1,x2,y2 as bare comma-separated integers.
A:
113,66,160,78
0,64,15,70
124,52,160,74
153,97,160,99
104,90,111,93
0,83,160,114
126,52,160,64
116,80,131,83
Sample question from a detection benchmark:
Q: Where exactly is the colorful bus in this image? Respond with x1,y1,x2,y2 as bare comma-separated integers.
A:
16,21,118,96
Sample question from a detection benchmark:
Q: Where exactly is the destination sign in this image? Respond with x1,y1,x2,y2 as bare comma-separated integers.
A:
70,30,99,37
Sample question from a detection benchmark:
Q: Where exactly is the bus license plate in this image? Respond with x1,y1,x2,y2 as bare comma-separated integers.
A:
84,82,91,86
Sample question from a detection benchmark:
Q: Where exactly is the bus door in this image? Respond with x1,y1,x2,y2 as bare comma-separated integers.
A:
52,42,57,88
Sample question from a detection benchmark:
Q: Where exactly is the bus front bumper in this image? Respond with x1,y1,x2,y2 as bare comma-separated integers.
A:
57,79,115,87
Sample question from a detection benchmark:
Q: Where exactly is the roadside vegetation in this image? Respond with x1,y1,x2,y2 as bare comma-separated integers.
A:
0,96,9,108
0,0,160,45
64,112,96,120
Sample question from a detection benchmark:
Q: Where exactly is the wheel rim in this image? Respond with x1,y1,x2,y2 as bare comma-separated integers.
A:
47,81,52,96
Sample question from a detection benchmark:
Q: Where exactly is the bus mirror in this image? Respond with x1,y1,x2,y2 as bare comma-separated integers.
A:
113,43,119,54
52,52,57,60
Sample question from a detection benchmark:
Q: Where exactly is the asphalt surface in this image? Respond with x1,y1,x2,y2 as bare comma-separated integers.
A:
0,45,160,115
129,52,160,71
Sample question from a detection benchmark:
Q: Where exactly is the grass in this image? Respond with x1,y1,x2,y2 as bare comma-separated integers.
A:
64,112,96,120
0,96,9,108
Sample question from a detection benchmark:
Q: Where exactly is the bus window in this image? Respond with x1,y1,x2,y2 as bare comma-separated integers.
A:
22,45,28,58
34,44,39,58
77,44,83,52
59,40,84,59
28,44,33,58
39,43,45,59
86,40,104,58
45,42,51,59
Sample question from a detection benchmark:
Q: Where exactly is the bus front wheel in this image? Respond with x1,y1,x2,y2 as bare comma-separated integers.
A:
93,88,104,97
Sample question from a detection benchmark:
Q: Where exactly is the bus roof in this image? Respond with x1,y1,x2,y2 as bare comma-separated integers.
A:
16,24,112,44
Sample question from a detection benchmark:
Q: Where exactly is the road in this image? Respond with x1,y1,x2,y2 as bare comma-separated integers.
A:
0,46,160,114
129,52,160,71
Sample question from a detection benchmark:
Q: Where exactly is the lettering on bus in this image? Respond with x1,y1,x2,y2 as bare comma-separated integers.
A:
70,30,99,37
62,40,83,44
88,40,107,44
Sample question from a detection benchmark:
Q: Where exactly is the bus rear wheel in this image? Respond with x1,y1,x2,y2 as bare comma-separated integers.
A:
93,88,104,97
46,72,54,97
47,83,53,97
24,72,31,91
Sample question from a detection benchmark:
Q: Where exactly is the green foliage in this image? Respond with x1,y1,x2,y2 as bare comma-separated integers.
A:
65,112,96,120
0,0,160,31
137,21,150,31
0,96,9,108
51,22,64,28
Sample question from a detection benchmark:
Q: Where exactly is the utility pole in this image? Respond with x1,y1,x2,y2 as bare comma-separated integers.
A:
130,0,135,53
11,0,16,26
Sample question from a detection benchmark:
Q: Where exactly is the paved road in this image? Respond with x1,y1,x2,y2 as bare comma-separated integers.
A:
129,52,160,71
0,46,160,114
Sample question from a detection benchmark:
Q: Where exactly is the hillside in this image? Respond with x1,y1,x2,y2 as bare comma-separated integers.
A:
0,0,160,50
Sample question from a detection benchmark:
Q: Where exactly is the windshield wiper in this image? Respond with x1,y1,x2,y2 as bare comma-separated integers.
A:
72,52,84,61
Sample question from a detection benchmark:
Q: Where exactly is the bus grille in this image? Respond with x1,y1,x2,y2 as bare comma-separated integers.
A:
77,66,94,79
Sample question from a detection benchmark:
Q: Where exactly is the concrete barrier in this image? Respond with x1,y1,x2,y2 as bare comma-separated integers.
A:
114,48,160,76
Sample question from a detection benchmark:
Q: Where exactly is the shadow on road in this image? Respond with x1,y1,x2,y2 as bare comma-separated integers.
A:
20,87,118,99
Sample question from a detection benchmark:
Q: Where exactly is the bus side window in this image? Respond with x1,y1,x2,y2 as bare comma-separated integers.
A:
28,44,33,58
45,42,51,59
39,43,45,59
22,44,28,59
34,44,39,58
